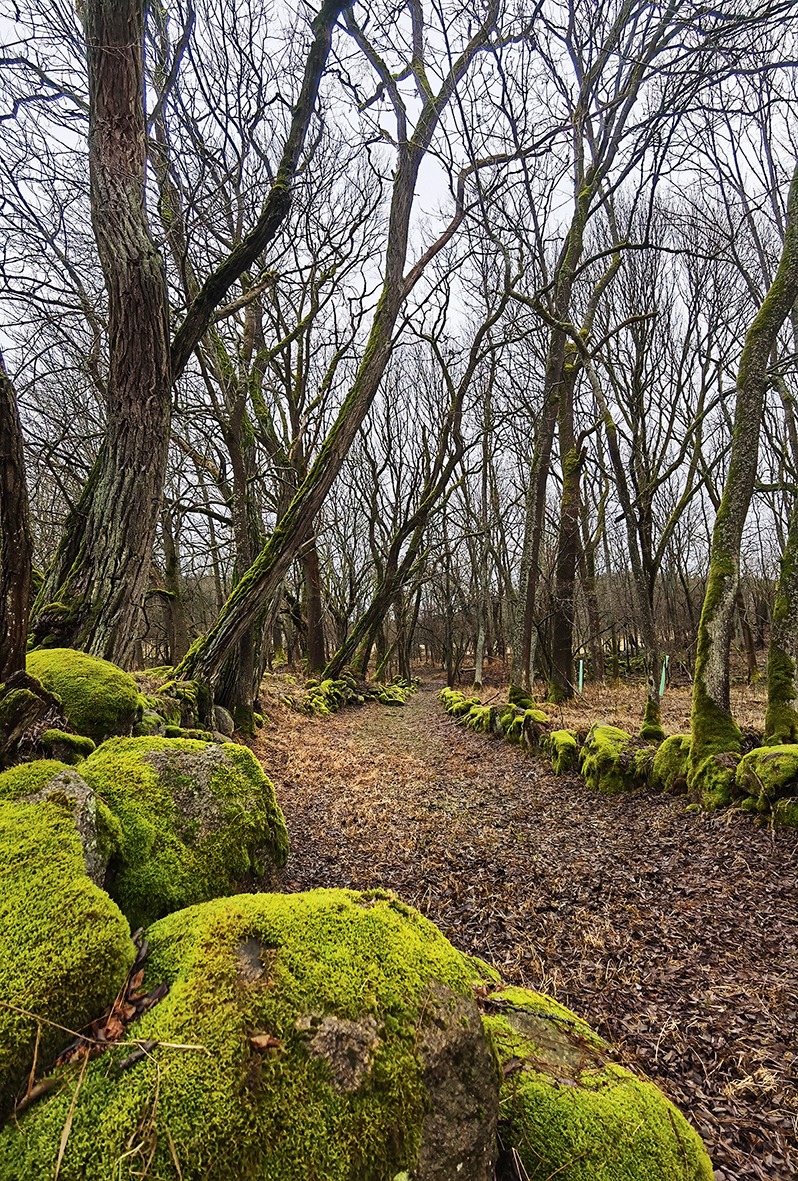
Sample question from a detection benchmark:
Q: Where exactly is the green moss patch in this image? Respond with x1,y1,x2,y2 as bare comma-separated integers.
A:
0,759,71,800
546,730,578,775
483,986,713,1181
38,729,96,764
735,745,798,822
25,649,140,744
580,725,643,794
650,735,691,794
0,889,498,1181
0,797,134,1119
81,738,289,928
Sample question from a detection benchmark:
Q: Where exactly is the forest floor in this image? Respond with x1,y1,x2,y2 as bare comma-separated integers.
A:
253,675,797,1181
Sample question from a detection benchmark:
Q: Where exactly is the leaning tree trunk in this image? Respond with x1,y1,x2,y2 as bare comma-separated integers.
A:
32,0,171,666
690,162,798,805
0,354,32,681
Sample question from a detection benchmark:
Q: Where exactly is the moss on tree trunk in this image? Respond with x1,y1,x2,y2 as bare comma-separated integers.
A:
690,163,798,802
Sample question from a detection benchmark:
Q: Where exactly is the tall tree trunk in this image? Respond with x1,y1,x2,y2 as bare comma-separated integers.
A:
0,355,32,681
302,538,326,673
33,0,346,666
32,0,171,666
548,352,581,702
765,493,798,741
691,163,798,804
161,507,190,663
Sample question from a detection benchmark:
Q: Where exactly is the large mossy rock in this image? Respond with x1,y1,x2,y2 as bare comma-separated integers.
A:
484,986,713,1181
26,648,140,744
735,744,798,824
580,725,643,794
650,734,691,793
80,737,289,927
0,760,121,886
0,794,134,1120
0,889,499,1181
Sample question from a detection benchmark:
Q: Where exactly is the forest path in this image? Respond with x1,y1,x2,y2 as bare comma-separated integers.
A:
254,680,798,1181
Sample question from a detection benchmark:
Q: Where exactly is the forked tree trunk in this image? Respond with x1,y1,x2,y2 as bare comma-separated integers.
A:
691,163,798,803
0,355,32,681
32,0,171,666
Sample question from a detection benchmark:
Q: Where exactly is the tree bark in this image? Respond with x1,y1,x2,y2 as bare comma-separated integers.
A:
691,162,798,802
765,494,798,741
33,0,346,667
32,0,171,666
0,355,32,681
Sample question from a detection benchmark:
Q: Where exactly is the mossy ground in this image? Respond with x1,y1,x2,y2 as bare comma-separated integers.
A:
0,797,134,1119
25,648,140,743
0,889,493,1181
81,737,289,927
484,987,713,1181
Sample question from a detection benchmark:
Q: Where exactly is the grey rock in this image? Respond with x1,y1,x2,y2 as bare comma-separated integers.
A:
24,769,109,886
213,704,236,736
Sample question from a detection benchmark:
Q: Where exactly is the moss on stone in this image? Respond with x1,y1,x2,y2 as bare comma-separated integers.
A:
773,796,798,826
464,704,496,733
0,759,71,800
0,889,497,1180
548,730,578,775
580,725,642,794
38,729,96,764
693,752,739,811
508,684,535,710
25,648,140,744
0,797,134,1119
439,688,481,719
735,744,798,814
157,680,212,729
483,986,713,1181
80,738,289,928
650,735,691,794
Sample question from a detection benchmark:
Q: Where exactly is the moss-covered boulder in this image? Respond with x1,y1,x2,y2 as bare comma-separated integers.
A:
735,745,798,823
440,688,481,718
580,725,643,794
37,728,96,764
155,680,212,729
0,761,121,887
0,889,498,1180
80,737,289,928
547,729,579,775
0,795,134,1120
26,648,140,744
650,734,691,793
483,986,713,1181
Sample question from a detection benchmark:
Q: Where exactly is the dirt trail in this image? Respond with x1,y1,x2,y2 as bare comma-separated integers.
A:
254,681,798,1181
